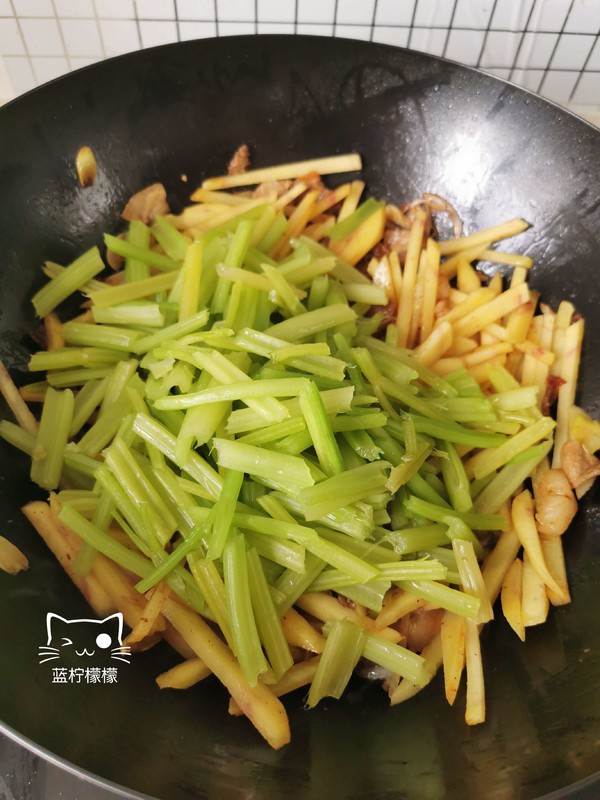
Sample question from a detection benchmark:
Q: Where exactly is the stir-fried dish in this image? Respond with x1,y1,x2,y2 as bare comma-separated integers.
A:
1,147,598,749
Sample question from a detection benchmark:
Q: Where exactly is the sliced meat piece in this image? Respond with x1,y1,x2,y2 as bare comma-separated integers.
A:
121,183,169,225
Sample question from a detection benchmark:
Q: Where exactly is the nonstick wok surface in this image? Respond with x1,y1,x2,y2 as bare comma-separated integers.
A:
0,35,599,800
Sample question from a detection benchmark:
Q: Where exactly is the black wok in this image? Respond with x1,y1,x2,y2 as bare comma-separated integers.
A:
0,35,599,800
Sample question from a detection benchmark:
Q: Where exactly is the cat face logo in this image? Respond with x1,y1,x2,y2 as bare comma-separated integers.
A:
38,613,131,665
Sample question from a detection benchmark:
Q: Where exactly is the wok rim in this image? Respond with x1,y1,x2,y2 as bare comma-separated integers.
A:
0,33,599,800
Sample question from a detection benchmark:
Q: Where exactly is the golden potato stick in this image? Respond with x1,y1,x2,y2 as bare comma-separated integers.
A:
453,283,530,339
408,249,428,349
419,238,440,343
309,183,351,219
526,314,543,345
439,242,490,279
0,535,29,574
337,180,365,220
156,657,211,689
520,353,537,390
201,153,362,190
482,322,509,341
303,216,335,241
505,295,538,344
19,382,48,403
430,357,465,377
295,592,402,644
189,188,252,205
481,250,533,270
44,312,64,350
389,250,403,305
470,355,508,384
456,257,482,293
270,190,318,259
521,550,549,626
414,320,453,367
509,265,529,288
446,337,478,357
463,342,513,368
375,587,427,629
438,284,498,325
553,319,584,468
510,490,561,595
280,607,325,654
481,505,522,605
389,634,442,705
124,581,170,646
439,218,529,257
22,501,114,616
479,331,498,346
464,619,485,725
514,340,555,367
171,203,230,230
500,558,525,641
0,359,39,436
440,611,465,705
229,657,321,716
396,208,427,348
161,597,290,749
448,288,467,306
273,182,307,211
540,536,571,606
162,623,196,660
550,300,575,377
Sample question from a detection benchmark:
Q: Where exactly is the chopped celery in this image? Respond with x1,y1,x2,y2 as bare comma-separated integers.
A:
32,247,105,318
307,619,366,707
30,387,74,490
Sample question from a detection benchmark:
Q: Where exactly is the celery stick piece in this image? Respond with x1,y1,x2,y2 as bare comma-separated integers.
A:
104,234,180,272
30,387,74,490
403,415,506,448
154,377,309,410
300,462,390,520
397,579,480,619
125,219,151,282
247,547,294,680
133,310,210,354
359,628,430,686
440,441,473,512
92,303,165,328
30,348,124,372
207,469,243,560
307,620,366,707
244,530,305,572
275,552,327,614
69,377,108,437
299,380,345,477
88,272,178,308
452,539,494,624
404,496,505,532
223,532,269,686
0,420,36,455
383,525,450,555
266,304,357,342
187,553,233,646
328,198,385,240
213,438,314,494
62,322,142,352
151,216,190,262
32,247,105,317
178,242,204,321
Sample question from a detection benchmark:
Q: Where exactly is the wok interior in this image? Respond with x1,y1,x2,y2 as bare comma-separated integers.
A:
0,35,599,800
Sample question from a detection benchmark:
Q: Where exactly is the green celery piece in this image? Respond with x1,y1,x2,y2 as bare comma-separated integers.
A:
32,247,105,317
207,469,244,560
30,348,125,372
401,415,506,448
257,212,287,253
125,220,151,282
135,510,216,594
62,322,142,352
266,304,357,342
386,441,433,494
88,272,178,308
439,440,473,512
30,387,74,490
328,198,385,241
211,219,255,314
77,394,134,457
133,310,210,354
307,619,366,707
223,531,269,686
359,628,430,686
154,377,309,411
300,461,390,521
299,379,345,477
397,579,480,619
100,360,140,416
187,553,233,647
342,429,382,461
474,439,552,514
274,552,327,615
243,530,305,572
132,412,222,501
297,236,370,285
151,216,190,262
212,438,314,494
104,234,180,272
92,302,165,328
69,377,108,437
467,416,555,480
452,539,494,624
404,495,506,532
247,547,294,680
